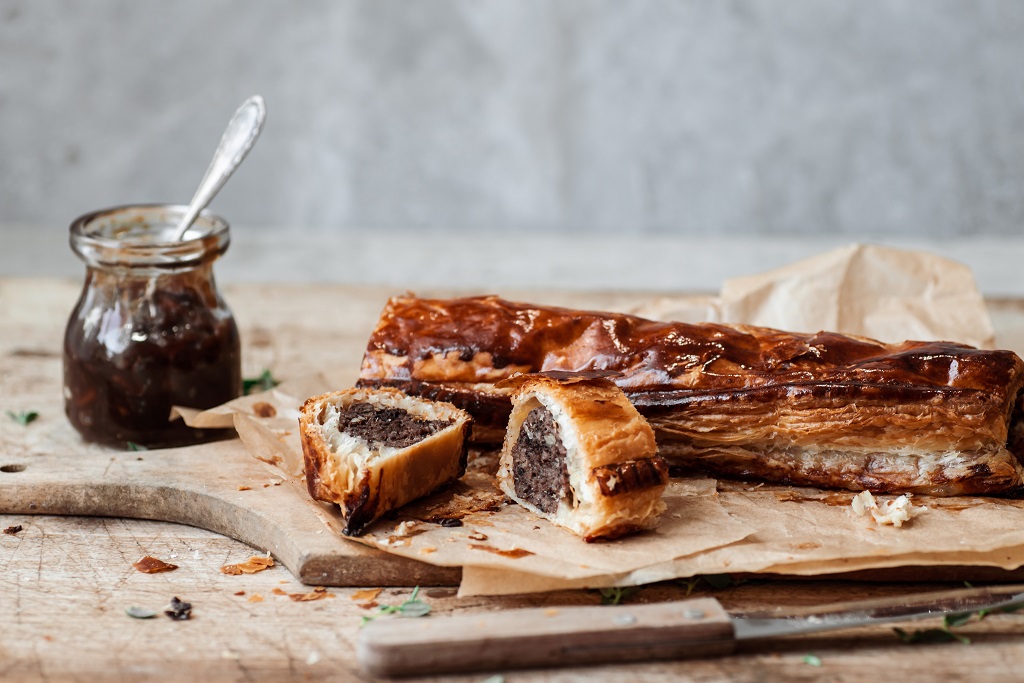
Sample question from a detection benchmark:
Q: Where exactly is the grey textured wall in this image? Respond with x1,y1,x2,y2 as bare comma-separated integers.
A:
3,0,1024,239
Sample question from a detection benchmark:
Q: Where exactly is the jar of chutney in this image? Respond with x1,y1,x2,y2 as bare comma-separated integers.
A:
63,204,242,449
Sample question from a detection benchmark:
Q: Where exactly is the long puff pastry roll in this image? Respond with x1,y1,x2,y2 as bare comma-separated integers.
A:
496,372,667,541
299,387,472,535
357,295,1024,496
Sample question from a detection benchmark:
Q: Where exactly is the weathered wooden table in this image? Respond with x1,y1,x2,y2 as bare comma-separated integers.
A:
3,277,1024,682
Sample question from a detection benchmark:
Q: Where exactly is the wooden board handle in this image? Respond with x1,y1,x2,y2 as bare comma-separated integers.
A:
357,597,736,677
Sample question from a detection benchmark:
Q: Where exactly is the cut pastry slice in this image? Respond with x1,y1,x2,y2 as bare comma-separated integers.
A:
496,372,668,541
299,387,472,535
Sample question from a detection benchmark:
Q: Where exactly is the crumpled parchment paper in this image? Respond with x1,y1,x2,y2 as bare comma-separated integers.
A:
634,243,995,348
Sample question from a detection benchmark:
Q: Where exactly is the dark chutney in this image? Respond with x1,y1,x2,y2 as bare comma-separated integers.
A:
64,270,241,449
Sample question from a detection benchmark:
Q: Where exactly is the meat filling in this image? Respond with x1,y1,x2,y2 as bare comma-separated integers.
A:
335,402,449,450
511,406,572,513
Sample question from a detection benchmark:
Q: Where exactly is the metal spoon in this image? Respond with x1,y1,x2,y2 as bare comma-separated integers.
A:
171,95,266,241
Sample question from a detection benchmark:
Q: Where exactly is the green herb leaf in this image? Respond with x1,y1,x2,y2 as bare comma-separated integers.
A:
479,676,505,683
943,612,974,629
893,627,969,645
598,586,641,606
897,596,1024,645
6,410,39,426
360,586,431,625
243,369,280,395
801,653,822,667
399,601,433,618
680,576,703,597
977,602,1024,621
126,442,148,452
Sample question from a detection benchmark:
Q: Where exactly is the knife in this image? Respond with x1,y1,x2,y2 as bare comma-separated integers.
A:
358,584,1024,677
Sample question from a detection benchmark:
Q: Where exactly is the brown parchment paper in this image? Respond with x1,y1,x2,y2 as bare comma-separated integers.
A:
634,243,996,348
460,486,1024,596
184,244,1024,595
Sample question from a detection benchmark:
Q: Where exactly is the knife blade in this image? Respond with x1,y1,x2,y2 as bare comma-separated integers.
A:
357,584,1024,677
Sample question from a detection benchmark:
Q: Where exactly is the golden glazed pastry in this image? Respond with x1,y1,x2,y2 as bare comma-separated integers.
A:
496,372,668,541
299,387,472,535
357,295,1024,496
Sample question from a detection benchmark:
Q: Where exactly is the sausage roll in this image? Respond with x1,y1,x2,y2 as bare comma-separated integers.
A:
496,372,668,541
299,387,472,535
357,295,1024,496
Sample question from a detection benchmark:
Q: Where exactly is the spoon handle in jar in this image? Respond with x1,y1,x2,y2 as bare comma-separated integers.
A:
172,95,266,241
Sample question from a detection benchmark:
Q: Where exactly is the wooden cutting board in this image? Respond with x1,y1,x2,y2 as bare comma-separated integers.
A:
0,436,461,587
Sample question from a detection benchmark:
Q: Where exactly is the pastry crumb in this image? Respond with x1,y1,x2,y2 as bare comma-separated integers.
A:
351,588,382,602
289,587,333,602
392,520,423,538
220,555,275,575
132,555,178,573
851,490,922,527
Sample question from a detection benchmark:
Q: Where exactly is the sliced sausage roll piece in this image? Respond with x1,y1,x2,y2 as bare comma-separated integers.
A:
497,372,668,541
299,387,472,535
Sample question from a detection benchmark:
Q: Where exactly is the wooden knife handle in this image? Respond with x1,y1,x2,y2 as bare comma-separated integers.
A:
357,597,736,677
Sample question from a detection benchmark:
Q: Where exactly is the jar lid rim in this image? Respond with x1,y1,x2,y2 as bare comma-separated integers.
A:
70,203,229,245
69,203,230,268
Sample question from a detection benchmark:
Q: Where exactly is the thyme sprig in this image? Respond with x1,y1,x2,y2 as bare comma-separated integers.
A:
6,410,38,426
598,586,641,605
243,369,280,395
894,603,1024,645
360,586,432,625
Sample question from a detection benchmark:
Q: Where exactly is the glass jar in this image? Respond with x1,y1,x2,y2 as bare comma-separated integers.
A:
63,204,242,449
